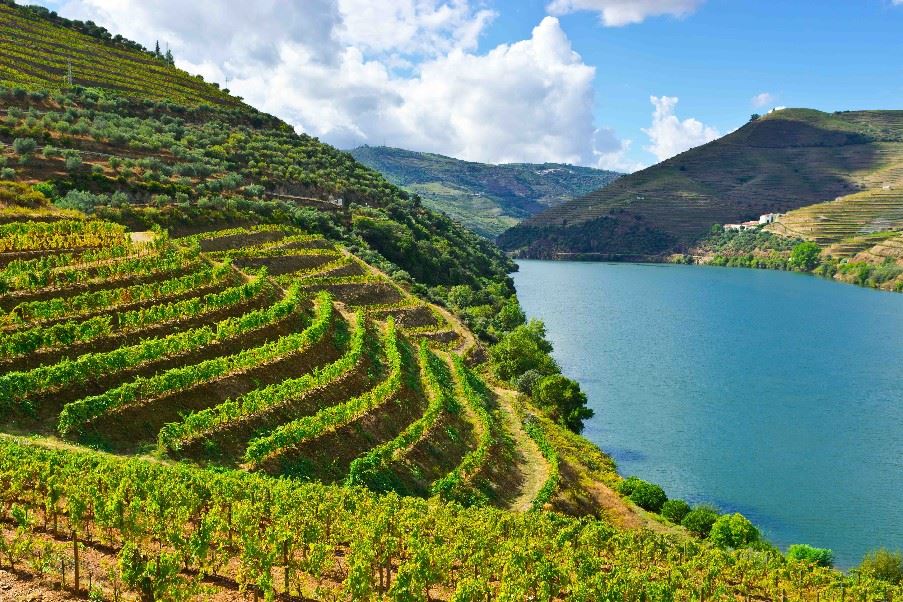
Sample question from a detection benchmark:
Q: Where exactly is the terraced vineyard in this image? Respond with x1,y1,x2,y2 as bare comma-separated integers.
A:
0,7,899,599
0,1,238,106
501,109,903,260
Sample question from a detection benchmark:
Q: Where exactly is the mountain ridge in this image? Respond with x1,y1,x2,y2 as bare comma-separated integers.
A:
349,145,620,237
499,108,903,259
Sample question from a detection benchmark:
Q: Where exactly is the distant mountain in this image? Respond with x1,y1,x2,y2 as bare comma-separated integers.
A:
498,109,903,259
349,146,621,238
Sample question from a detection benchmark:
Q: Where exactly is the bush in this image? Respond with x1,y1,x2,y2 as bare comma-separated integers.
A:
786,544,834,568
858,549,902,584
681,505,720,537
514,369,544,396
789,241,821,271
532,374,594,433
63,150,83,172
629,481,668,513
0,167,14,180
11,137,37,156
708,513,760,549
661,499,691,524
55,189,106,212
616,476,644,496
489,320,558,382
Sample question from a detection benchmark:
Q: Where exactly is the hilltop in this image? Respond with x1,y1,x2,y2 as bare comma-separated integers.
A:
350,145,620,238
499,108,903,260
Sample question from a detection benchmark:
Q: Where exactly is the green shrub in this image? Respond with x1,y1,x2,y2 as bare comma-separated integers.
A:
532,373,594,433
63,150,83,172
629,481,667,513
514,369,544,396
789,241,821,271
661,499,691,524
708,513,760,549
858,549,902,584
681,505,719,537
616,476,644,496
0,167,14,180
786,544,834,568
11,137,37,156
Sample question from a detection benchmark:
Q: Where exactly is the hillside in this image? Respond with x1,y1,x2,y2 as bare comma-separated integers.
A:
0,3,899,600
350,145,620,238
499,108,903,259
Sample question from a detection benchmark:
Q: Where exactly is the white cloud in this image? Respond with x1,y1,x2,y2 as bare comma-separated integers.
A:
546,0,704,26
49,1,633,170
751,91,775,108
642,96,719,162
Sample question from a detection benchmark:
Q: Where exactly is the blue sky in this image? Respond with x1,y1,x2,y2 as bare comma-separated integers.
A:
486,0,903,160
35,0,903,171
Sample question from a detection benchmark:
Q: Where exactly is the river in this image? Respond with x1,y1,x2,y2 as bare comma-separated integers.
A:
512,260,903,567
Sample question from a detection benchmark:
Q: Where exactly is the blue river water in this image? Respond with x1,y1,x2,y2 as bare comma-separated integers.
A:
512,260,903,567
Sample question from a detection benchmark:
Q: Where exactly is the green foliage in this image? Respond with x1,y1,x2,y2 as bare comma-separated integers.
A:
531,373,594,433
430,356,496,506
11,137,36,156
708,513,760,549
661,499,691,524
489,320,557,381
787,544,834,568
349,145,620,238
1,438,897,601
514,368,544,396
628,481,668,513
58,287,321,437
681,505,720,537
616,476,644,496
160,310,363,453
243,317,403,465
522,415,560,510
789,241,822,271
858,549,903,585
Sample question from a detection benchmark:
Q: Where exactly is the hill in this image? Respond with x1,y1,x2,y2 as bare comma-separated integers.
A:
349,145,620,238
0,4,898,600
499,108,903,259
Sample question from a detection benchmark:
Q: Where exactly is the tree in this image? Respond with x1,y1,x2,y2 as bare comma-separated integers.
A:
708,513,760,549
750,113,761,121
786,544,834,568
629,481,667,513
661,499,691,524
489,320,557,382
858,549,902,584
532,374,594,433
154,40,161,58
789,241,821,271
681,505,720,537
165,48,174,64
64,151,83,172
12,137,37,157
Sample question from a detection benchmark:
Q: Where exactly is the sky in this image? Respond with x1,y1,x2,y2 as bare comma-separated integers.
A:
31,0,903,172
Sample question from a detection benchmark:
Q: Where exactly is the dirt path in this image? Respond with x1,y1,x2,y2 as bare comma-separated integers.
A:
493,387,550,512
129,230,156,245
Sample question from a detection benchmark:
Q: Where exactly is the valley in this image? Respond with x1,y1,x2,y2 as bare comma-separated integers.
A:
0,0,900,600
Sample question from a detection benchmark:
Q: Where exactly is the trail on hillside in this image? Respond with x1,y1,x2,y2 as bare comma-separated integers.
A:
493,387,550,512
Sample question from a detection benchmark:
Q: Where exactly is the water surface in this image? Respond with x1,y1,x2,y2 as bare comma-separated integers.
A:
513,260,903,567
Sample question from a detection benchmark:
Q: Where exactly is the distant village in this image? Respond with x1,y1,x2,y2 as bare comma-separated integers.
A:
723,213,782,231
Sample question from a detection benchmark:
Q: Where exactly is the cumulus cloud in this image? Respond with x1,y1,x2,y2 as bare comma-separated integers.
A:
546,0,704,26
48,1,632,170
751,91,775,108
642,96,719,162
